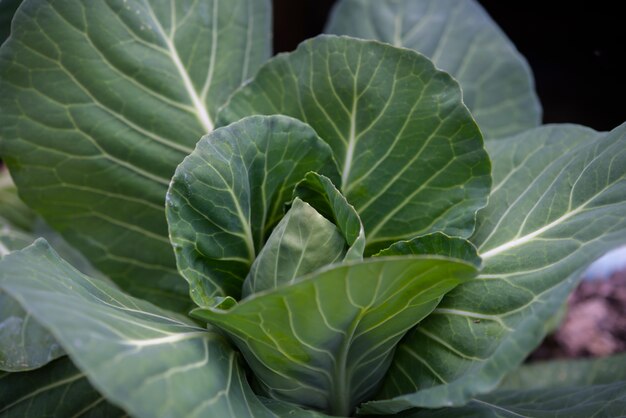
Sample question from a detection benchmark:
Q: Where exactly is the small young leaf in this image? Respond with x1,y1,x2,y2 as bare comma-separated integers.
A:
294,172,366,261
242,198,347,297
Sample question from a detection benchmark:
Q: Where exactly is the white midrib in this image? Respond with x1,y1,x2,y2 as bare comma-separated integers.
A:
341,100,358,190
145,3,214,133
123,331,208,348
481,204,584,260
165,37,214,132
330,310,362,416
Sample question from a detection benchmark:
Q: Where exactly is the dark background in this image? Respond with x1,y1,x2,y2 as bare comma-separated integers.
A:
274,0,625,132
1,1,623,132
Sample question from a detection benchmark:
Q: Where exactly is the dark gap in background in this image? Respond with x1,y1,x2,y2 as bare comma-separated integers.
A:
273,0,625,132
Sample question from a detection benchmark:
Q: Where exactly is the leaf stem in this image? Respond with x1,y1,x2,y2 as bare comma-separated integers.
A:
330,310,363,416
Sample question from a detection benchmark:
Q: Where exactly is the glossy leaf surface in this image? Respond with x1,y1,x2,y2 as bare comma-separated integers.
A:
242,198,346,297
0,0,272,310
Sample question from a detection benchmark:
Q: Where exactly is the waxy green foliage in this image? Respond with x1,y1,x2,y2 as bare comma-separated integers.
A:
361,123,626,414
0,170,100,372
192,257,475,415
0,0,272,311
1,0,626,417
325,0,541,140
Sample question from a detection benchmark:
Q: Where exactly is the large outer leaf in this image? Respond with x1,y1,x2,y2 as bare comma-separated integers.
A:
192,257,477,416
260,399,335,418
0,169,112,371
499,353,626,391
166,115,339,305
400,381,626,418
0,361,334,418
362,124,626,413
0,240,282,418
0,0,272,311
242,198,346,297
0,208,58,372
1,173,57,372
325,0,541,139
0,357,125,417
218,35,491,251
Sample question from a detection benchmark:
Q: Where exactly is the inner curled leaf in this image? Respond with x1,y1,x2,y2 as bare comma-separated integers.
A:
242,198,347,297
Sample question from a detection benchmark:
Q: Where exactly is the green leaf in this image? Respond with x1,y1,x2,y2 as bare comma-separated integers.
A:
293,172,365,261
0,357,126,417
0,240,282,418
0,170,108,372
399,381,626,418
325,0,541,139
166,115,340,305
375,233,481,267
0,291,64,372
0,169,106,279
218,35,491,251
260,398,337,418
0,187,60,372
242,198,347,297
362,124,626,413
499,353,626,391
0,0,272,311
191,257,477,416
1,177,57,373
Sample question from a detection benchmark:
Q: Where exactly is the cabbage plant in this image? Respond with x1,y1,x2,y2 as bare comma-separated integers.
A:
1,0,625,417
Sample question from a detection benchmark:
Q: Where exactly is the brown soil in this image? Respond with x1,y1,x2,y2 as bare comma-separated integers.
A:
531,268,626,360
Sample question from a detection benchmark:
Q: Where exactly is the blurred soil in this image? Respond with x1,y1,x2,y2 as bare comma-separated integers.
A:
531,268,626,360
